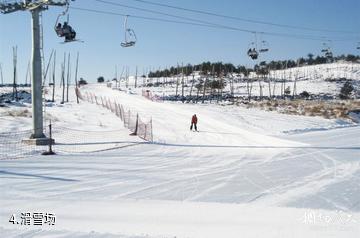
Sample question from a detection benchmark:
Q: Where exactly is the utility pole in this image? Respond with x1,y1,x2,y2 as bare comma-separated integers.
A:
0,0,69,143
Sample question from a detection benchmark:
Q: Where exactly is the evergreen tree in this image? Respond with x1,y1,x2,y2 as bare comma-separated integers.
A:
339,81,354,99
97,76,105,83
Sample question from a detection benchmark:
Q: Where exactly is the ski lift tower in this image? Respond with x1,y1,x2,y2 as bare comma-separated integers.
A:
0,0,69,144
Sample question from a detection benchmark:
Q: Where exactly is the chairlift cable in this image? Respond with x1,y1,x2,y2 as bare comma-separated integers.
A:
123,0,359,34
70,6,359,42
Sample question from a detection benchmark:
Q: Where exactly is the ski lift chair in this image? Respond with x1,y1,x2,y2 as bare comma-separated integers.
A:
247,49,259,60
121,29,137,47
325,51,333,58
259,40,269,53
121,16,137,48
54,2,81,43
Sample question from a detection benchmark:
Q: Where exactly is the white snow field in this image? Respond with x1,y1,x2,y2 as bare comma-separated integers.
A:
128,62,360,98
0,83,360,237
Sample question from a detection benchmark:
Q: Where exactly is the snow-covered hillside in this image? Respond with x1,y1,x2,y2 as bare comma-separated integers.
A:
0,83,359,237
118,62,360,99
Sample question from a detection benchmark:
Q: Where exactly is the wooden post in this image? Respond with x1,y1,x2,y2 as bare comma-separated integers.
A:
175,64,180,98
12,46,18,101
150,117,153,142
51,51,56,102
181,63,185,103
131,113,139,135
42,121,55,155
75,52,80,104
127,109,131,127
267,68,272,99
42,49,54,87
134,66,138,88
66,53,70,102
125,66,129,88
61,53,65,104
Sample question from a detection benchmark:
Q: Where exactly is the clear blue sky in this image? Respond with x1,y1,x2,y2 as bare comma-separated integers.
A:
1,0,359,83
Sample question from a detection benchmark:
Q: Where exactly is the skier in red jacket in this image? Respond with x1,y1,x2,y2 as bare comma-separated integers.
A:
190,114,198,131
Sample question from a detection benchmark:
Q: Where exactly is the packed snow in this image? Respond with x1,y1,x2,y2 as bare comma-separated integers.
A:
0,81,359,237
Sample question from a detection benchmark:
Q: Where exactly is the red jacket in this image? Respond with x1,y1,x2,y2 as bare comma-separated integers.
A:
191,115,198,124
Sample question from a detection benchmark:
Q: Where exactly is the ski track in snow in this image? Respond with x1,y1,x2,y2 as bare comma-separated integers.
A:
1,84,360,237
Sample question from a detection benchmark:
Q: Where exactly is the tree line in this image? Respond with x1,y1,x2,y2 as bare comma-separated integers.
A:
147,54,360,78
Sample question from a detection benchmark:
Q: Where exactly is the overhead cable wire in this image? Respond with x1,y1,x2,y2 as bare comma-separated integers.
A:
70,6,358,42
94,0,358,41
94,0,254,33
126,0,359,34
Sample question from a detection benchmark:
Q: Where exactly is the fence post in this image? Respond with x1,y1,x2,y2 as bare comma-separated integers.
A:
42,121,55,155
150,117,153,142
112,101,115,113
118,104,122,120
144,124,147,140
114,103,118,116
130,113,139,136
127,110,131,128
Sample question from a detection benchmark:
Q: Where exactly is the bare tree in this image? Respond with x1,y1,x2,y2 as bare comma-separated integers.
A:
66,53,70,102
51,51,56,102
12,46,18,101
189,66,196,98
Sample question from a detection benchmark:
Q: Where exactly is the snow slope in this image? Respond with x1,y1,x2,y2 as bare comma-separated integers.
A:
0,84,359,237
130,62,360,98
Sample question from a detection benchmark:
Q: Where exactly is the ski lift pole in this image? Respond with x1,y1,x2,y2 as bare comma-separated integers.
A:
31,8,46,139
